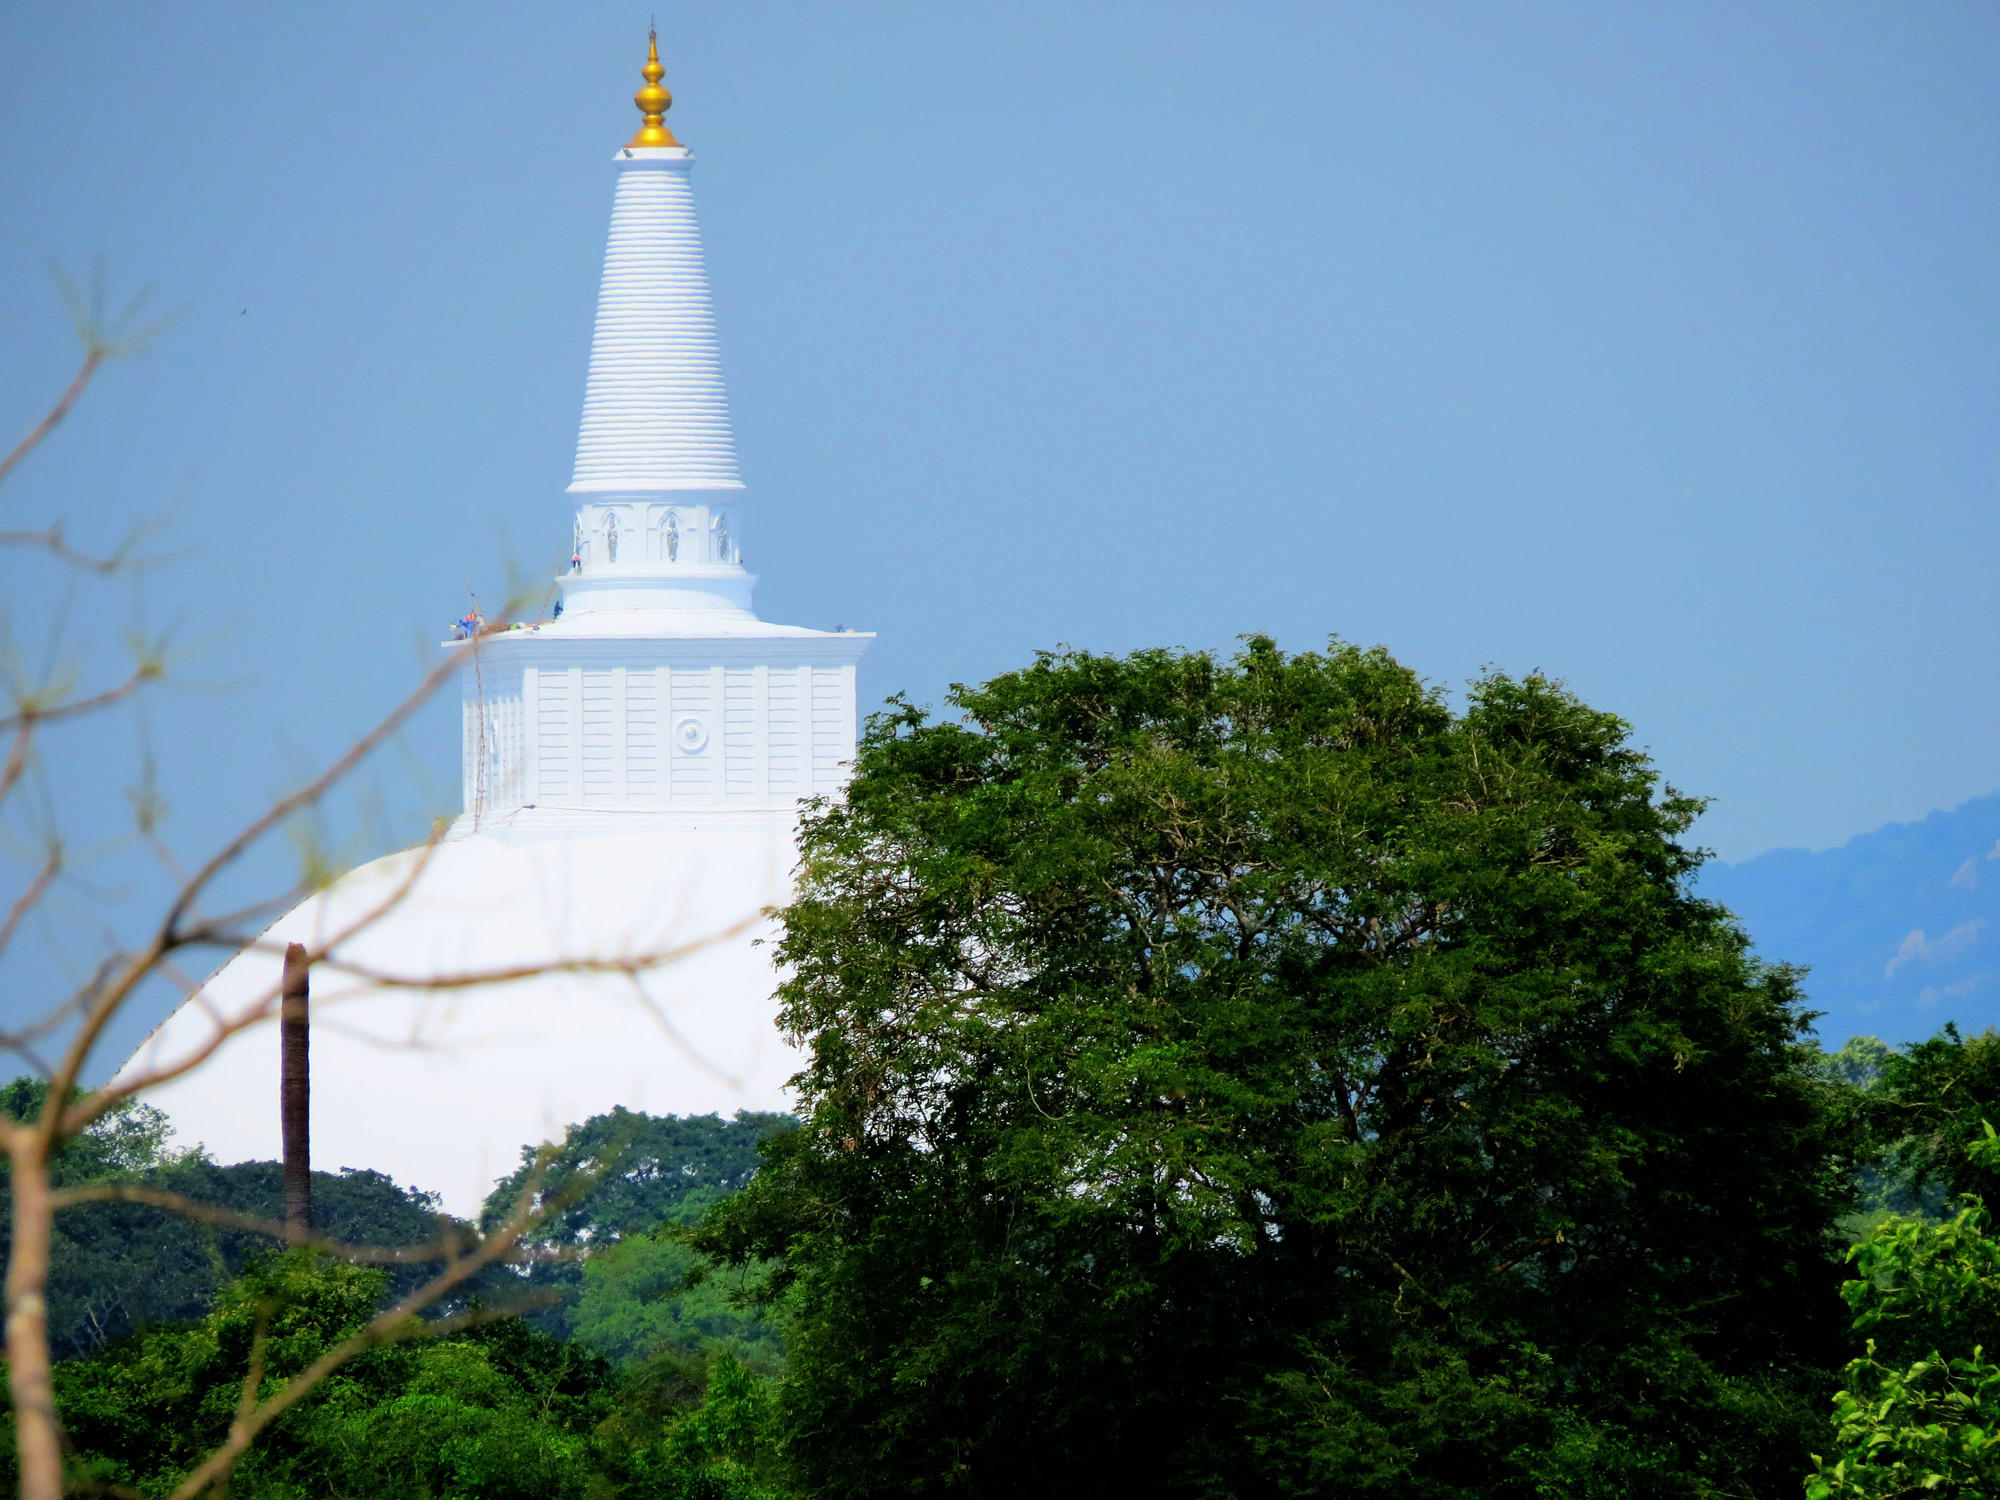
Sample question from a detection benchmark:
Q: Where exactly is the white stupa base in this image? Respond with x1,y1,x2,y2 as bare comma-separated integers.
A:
119,820,804,1218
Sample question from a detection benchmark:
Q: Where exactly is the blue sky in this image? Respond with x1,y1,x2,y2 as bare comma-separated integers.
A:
3,4,1997,1060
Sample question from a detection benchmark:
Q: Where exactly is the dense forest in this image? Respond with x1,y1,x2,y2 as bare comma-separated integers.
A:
7,1037,1998,1499
8,643,2000,1498
0,1098,794,1498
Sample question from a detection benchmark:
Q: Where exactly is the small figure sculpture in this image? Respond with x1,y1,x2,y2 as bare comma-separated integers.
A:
715,515,731,563
664,511,680,562
603,512,619,563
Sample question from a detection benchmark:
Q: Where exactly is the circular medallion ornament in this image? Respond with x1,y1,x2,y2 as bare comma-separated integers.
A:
674,717,710,754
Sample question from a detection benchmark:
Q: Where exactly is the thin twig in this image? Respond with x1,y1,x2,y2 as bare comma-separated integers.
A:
0,351,102,488
228,1312,271,1451
0,722,34,808
0,848,60,962
45,624,510,1133
0,666,158,736
0,525,163,575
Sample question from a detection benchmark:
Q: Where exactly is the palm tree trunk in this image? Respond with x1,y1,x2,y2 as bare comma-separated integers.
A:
280,942,311,1239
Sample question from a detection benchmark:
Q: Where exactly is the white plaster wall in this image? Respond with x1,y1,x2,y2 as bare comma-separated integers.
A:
461,672,525,816
461,639,859,820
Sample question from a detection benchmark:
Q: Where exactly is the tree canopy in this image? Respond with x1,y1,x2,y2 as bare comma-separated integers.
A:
10,1250,784,1500
1871,1025,2000,1208
697,639,1857,1498
483,1108,795,1250
0,1101,795,1496
0,1080,469,1358
0,1093,790,1367
571,1189,785,1369
1809,1122,2000,1497
481,1108,795,1348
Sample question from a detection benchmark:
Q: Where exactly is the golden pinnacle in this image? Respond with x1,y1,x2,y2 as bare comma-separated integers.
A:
627,29,680,148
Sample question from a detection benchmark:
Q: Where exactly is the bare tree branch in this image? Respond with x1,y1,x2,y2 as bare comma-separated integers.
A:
0,524,169,576
309,915,761,992
82,829,461,1115
0,664,159,736
159,630,488,944
0,847,60,964
0,351,102,489
0,723,34,809
43,631,496,1133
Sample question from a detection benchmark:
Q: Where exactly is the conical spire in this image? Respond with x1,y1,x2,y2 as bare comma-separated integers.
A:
570,69,740,498
563,33,746,617
628,29,680,148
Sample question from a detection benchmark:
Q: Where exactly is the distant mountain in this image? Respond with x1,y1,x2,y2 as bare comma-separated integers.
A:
1697,793,2000,1048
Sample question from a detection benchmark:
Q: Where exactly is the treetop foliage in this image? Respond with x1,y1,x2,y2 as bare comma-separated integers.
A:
12,1249,783,1500
697,639,1858,1498
483,1107,795,1250
571,1187,786,1370
478,1108,796,1356
1808,1122,2000,1497
1872,1026,2000,1207
0,1079,192,1187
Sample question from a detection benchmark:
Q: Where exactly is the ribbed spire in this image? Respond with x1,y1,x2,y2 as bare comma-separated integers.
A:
568,77,741,494
558,44,750,618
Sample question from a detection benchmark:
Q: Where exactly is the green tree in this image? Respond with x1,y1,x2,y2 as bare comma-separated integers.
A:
1870,1026,2000,1212
572,1189,784,1368
482,1108,794,1339
0,1082,188,1184
1811,1038,1915,1237
1824,1036,1894,1094
38,1250,611,1499
10,1249,789,1499
485,1109,797,1247
1808,1124,2000,1497
599,1348,791,1500
697,640,1856,1499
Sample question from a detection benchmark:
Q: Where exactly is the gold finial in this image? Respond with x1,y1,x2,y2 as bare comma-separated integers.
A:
627,28,680,148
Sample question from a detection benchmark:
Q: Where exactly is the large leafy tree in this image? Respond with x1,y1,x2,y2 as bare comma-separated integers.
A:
698,640,1856,1499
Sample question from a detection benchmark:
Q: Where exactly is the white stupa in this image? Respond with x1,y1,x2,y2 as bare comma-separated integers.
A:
123,36,870,1216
